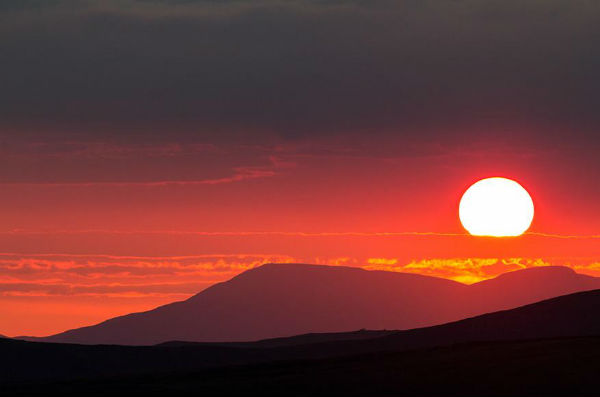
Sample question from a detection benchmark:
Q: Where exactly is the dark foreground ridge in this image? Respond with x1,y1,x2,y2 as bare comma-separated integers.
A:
6,337,600,397
158,329,397,349
2,288,600,395
24,264,600,345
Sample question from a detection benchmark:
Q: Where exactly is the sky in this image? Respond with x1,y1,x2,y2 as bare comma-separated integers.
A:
1,0,600,336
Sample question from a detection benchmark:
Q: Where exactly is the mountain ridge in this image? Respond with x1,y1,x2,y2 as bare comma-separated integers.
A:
22,264,600,345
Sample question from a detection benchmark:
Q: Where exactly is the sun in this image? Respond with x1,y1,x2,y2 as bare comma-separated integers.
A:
459,177,534,237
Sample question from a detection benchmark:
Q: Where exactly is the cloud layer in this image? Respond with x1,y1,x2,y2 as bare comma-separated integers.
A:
1,0,600,150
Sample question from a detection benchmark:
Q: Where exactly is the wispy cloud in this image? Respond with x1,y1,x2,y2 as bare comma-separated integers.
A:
0,166,277,187
2,229,599,239
525,232,600,240
0,142,289,187
1,253,599,298
363,257,600,284
1,229,466,236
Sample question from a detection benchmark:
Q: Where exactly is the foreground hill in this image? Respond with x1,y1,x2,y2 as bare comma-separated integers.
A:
6,337,600,396
3,288,600,386
159,329,397,349
28,264,600,345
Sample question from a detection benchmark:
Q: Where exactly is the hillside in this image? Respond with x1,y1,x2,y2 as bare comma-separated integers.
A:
28,264,600,345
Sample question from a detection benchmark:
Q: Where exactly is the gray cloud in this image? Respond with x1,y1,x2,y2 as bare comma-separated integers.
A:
0,0,66,11
0,0,599,150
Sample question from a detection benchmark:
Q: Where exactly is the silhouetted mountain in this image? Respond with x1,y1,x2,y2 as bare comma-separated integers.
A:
353,287,600,354
467,265,600,313
2,289,600,391
25,264,466,345
26,264,600,345
157,287,600,357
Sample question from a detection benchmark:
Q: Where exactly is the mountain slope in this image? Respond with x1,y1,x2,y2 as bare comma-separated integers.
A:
32,264,600,345
35,264,466,345
466,265,600,313
361,287,600,354
154,288,600,361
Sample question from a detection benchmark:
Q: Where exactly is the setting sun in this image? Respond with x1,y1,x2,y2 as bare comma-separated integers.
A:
459,177,534,237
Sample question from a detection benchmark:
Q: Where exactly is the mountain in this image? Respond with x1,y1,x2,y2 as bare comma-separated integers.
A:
29,264,600,345
160,287,600,357
466,265,600,313
28,264,466,345
2,289,600,391
354,287,600,354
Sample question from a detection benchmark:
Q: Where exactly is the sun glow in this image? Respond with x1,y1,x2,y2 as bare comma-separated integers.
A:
459,177,534,237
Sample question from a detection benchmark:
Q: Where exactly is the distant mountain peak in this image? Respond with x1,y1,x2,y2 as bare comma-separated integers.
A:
31,263,600,345
491,266,578,282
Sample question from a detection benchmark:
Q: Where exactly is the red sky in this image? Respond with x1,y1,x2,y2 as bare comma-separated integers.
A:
0,139,599,337
1,1,600,337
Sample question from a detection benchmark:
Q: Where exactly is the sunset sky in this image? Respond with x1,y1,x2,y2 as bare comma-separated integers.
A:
1,0,600,337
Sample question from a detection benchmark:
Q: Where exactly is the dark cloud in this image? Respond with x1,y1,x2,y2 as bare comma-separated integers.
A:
0,0,66,11
0,0,599,149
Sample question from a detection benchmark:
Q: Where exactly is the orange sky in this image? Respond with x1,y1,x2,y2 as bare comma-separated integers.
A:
1,140,599,336
1,229,599,336
2,1,600,338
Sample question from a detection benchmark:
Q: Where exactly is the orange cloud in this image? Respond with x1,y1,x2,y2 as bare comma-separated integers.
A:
1,252,600,337
363,257,599,284
0,254,296,297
